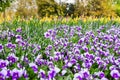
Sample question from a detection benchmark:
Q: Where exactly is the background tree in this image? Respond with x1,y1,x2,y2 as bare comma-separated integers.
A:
73,0,86,17
113,0,120,16
86,0,116,17
0,0,14,12
36,0,66,17
15,0,38,18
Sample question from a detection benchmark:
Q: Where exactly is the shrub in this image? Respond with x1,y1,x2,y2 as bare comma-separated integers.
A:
0,0,14,12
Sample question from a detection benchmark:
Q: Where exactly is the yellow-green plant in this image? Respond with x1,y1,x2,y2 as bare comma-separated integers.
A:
86,0,116,17
0,0,14,12
36,0,66,17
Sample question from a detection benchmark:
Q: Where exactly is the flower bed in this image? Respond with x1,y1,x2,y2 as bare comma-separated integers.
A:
0,25,120,80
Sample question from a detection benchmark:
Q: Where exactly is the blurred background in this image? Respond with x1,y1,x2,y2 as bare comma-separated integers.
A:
0,0,120,23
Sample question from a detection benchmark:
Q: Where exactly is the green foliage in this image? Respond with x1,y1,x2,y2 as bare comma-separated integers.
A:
86,0,116,17
0,0,13,12
113,0,120,4
73,0,86,17
113,0,120,17
115,9,120,16
65,3,75,17
33,0,117,17
36,0,66,17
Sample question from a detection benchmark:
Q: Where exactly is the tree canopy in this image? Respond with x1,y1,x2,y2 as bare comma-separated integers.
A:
0,0,14,12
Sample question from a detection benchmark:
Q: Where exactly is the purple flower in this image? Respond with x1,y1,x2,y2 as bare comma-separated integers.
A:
29,63,38,73
15,38,22,43
48,70,56,79
18,41,26,47
17,63,23,68
101,77,108,80
84,52,90,58
46,45,52,50
109,65,116,70
38,69,46,79
74,48,80,54
5,43,16,49
0,59,9,69
22,68,28,79
16,28,22,32
115,59,120,66
32,49,37,54
6,69,11,78
54,56,59,61
54,66,60,73
70,59,77,64
7,53,18,63
0,44,3,52
35,55,42,61
48,66,60,79
73,73,83,80
6,42,12,48
98,71,105,78
82,45,88,52
74,64,81,71
61,69,67,76
44,32,50,38
21,56,29,64
82,62,92,69
67,62,73,67
110,69,120,79
16,35,22,39
76,26,81,32
82,69,90,78
11,68,23,79
78,38,84,44
37,45,41,50
0,68,7,79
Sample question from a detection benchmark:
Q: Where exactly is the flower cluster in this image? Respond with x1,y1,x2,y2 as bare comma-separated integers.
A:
0,25,120,80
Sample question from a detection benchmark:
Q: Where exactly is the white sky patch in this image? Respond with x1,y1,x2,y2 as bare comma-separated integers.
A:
55,0,76,4
65,0,76,4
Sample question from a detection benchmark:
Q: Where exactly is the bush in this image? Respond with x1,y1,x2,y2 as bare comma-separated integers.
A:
86,0,116,17
115,9,120,17
36,0,66,17
0,0,14,12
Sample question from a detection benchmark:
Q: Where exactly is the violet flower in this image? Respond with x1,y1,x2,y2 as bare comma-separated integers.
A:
97,71,105,78
0,44,3,52
44,32,51,38
16,28,22,32
16,35,22,39
110,69,120,79
0,68,7,79
7,53,18,63
73,73,83,80
29,63,38,73
5,42,16,49
61,69,67,76
0,59,9,69
38,69,46,79
82,69,90,79
11,68,23,80
48,70,56,79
